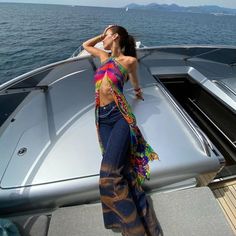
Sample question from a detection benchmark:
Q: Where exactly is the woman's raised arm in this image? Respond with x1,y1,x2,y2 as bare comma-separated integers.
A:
82,34,108,62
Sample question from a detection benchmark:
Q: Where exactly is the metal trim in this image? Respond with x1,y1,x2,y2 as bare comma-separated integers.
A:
0,86,48,95
212,80,236,97
154,76,212,157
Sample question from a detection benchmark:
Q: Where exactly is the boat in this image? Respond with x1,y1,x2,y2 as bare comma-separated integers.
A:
0,42,236,235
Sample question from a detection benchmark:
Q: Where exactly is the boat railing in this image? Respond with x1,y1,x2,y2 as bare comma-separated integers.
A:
71,45,84,58
155,77,213,157
0,55,90,93
188,97,236,150
0,86,48,95
212,80,236,98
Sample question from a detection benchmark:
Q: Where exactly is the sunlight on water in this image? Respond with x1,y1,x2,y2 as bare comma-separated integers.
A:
0,3,236,83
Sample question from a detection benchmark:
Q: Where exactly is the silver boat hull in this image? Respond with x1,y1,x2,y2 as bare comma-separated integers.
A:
1,45,234,215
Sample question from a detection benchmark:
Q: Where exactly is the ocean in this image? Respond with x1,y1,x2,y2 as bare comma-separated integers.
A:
0,2,236,84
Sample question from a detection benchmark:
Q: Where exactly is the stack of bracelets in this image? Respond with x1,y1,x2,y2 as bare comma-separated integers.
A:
134,87,142,95
134,87,144,100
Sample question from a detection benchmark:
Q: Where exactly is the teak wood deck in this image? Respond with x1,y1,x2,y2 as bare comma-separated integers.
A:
210,179,236,235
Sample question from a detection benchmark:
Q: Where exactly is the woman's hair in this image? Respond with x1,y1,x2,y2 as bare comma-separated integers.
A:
109,25,137,58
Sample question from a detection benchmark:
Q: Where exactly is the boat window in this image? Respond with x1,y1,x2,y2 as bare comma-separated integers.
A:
158,75,236,163
10,69,52,89
0,92,29,128
0,69,52,128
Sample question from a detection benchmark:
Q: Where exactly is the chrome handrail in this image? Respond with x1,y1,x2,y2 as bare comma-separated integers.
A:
71,45,84,58
188,97,236,149
154,77,212,157
195,126,214,151
0,86,47,95
212,80,236,97
0,55,90,92
139,60,213,157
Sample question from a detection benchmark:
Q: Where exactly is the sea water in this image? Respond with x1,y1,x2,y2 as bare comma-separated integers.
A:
0,3,236,83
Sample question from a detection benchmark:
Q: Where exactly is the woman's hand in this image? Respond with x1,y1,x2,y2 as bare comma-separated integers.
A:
134,88,144,100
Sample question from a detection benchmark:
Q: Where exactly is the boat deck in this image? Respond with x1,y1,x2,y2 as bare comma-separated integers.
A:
45,186,234,236
9,185,236,236
209,179,236,235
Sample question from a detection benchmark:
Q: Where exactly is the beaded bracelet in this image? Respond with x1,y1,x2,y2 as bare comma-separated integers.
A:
134,88,144,100
134,87,141,92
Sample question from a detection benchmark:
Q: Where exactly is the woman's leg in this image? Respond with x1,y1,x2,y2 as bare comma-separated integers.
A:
99,116,146,236
124,167,160,236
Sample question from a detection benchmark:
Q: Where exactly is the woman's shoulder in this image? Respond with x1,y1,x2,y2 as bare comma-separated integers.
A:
121,56,137,68
124,55,137,63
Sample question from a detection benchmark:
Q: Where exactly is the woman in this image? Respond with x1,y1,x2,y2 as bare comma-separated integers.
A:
83,25,160,236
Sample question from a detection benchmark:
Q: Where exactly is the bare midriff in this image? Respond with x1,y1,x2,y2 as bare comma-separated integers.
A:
99,77,114,106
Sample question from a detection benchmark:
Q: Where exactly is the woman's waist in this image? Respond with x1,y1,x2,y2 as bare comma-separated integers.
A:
99,101,116,110
98,88,115,107
99,96,115,107
98,101,119,119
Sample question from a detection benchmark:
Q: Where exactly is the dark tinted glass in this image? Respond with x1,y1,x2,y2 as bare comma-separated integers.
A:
0,93,29,127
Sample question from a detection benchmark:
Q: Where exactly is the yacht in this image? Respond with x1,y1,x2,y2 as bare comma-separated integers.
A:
0,43,235,235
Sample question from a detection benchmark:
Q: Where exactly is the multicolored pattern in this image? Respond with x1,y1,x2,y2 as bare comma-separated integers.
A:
94,57,159,185
99,162,160,235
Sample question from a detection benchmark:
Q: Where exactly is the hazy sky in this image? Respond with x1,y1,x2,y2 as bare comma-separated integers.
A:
1,0,236,9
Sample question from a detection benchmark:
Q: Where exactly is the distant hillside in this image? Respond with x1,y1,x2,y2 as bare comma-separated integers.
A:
125,3,236,15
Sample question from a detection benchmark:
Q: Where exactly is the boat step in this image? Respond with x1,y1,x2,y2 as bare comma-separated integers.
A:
9,186,235,236
46,187,234,236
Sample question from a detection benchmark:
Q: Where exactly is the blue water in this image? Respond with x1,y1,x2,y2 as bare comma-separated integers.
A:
1,3,236,84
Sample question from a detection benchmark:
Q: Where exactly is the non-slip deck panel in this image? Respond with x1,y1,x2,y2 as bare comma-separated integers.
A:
47,187,234,236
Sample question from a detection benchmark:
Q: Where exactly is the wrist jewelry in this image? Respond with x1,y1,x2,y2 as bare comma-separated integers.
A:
134,88,142,94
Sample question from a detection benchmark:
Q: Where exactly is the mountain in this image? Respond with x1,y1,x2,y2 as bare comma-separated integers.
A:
125,3,236,15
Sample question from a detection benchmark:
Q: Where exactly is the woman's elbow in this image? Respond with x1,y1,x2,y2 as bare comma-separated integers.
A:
82,43,92,53
82,42,88,49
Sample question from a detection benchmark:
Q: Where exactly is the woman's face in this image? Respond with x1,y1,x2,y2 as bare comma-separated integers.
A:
102,29,115,50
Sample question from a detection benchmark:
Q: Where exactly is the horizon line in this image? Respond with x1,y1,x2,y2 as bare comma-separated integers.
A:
0,1,236,10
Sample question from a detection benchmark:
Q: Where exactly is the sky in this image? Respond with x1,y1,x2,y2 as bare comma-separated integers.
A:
1,0,236,9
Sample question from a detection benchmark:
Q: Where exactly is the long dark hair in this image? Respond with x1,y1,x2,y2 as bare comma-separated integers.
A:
110,25,137,58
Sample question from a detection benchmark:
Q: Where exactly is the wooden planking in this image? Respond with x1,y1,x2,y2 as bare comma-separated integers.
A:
210,179,236,235
229,185,236,199
210,179,236,189
197,172,216,186
213,190,236,234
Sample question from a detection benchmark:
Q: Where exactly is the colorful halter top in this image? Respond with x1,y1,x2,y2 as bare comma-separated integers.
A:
94,56,159,185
